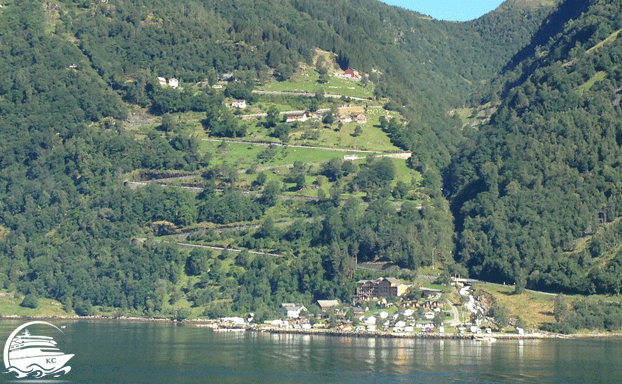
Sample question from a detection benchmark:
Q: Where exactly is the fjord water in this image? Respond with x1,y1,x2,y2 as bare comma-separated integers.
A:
2,321,622,383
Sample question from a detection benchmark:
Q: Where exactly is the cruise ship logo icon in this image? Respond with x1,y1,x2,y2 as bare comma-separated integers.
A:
3,321,73,379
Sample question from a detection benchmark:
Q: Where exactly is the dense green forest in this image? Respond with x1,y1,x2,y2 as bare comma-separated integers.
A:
450,0,622,294
0,0,492,316
9,0,622,321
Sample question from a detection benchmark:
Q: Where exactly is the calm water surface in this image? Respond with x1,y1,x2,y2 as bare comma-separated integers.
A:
1,320,621,383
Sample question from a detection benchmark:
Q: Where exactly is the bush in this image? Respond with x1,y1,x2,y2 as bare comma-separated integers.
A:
204,305,231,319
322,112,334,124
175,308,191,322
20,294,39,309
74,298,94,316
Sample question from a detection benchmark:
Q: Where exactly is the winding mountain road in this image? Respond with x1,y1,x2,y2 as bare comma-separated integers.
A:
445,299,461,326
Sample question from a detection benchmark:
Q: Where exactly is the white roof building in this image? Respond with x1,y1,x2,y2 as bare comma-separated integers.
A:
231,99,247,109
281,303,307,318
220,317,246,325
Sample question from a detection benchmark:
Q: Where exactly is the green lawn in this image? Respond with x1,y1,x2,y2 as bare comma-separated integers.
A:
307,121,398,152
470,283,622,330
209,108,395,151
390,157,421,185
202,140,383,168
577,71,607,94
454,108,476,125
0,293,69,317
284,108,403,152
259,69,374,99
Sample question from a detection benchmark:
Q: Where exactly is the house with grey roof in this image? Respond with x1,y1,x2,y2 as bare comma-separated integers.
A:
281,303,307,318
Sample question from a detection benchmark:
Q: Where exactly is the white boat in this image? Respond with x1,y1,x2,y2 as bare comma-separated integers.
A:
8,329,73,373
473,336,497,342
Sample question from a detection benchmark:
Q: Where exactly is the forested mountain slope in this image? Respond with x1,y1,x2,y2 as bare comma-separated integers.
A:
60,0,555,169
0,0,562,317
62,0,551,108
449,0,622,294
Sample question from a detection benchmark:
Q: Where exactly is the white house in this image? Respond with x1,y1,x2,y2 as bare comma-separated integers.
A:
336,113,352,123
231,99,247,109
281,303,307,318
424,311,435,320
157,77,167,86
355,114,367,124
286,112,312,122
220,317,246,325
168,78,179,88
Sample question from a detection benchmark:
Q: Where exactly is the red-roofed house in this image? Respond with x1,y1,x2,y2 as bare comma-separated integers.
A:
343,69,361,80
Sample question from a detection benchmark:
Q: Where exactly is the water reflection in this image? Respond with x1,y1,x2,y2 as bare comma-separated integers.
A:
2,321,622,384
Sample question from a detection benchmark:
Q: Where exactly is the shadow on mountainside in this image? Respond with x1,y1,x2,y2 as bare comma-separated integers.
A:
503,0,591,72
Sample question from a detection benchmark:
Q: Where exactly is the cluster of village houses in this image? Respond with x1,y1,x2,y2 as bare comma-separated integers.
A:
210,277,524,335
158,68,369,125
225,102,369,125
269,278,449,333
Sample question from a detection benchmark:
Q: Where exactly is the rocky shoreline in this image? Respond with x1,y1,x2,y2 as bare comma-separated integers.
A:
1,315,621,340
